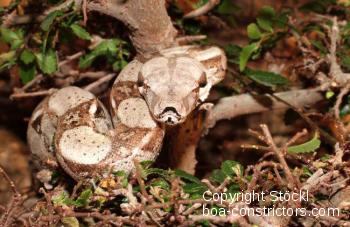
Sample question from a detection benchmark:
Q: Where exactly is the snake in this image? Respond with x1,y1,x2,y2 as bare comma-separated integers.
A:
27,45,227,180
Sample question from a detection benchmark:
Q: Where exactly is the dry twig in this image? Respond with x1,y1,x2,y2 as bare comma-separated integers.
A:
183,0,220,18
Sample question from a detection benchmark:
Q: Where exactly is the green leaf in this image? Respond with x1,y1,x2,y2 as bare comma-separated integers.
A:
146,168,170,178
40,10,64,31
113,170,128,188
227,183,240,195
287,133,321,154
182,20,202,35
35,49,57,74
299,0,334,13
79,52,98,69
19,65,36,84
224,44,241,58
221,160,243,178
257,18,273,32
341,55,350,71
256,6,275,32
340,104,350,117
210,169,227,184
258,6,276,18
175,169,201,184
247,23,261,40
320,154,331,161
52,191,74,206
239,43,259,71
20,49,35,65
74,189,92,207
325,91,335,99
113,59,128,71
150,179,170,190
62,217,79,227
183,182,208,197
79,39,120,69
302,166,313,177
0,27,24,50
310,40,327,54
192,0,210,9
216,0,240,15
244,68,289,87
70,24,91,40
0,51,16,66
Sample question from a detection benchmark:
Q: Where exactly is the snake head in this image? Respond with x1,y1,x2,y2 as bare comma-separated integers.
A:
138,56,207,125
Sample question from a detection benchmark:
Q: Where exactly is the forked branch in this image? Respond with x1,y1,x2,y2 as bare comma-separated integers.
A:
76,0,178,58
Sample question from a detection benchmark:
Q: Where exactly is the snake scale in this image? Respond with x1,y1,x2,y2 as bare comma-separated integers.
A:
27,45,227,180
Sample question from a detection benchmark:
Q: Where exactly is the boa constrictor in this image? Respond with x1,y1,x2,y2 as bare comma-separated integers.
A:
27,45,227,180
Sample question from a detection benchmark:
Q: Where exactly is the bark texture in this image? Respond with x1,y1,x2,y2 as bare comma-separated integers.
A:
206,88,324,129
85,0,178,59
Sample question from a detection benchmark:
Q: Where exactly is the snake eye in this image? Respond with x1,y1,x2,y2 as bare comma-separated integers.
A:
137,72,145,87
198,72,207,88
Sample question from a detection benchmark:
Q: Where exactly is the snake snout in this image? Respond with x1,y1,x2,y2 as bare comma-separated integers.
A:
157,106,183,125
161,107,180,116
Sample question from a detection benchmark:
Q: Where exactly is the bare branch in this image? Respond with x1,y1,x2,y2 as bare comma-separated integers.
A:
83,73,116,93
328,17,350,85
206,88,323,130
260,125,300,189
334,82,350,119
0,166,19,196
10,88,58,99
183,0,220,19
81,0,177,58
175,35,207,45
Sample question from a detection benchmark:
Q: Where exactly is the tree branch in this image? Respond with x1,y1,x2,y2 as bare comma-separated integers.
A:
328,17,350,85
205,88,324,130
81,0,177,58
183,0,220,19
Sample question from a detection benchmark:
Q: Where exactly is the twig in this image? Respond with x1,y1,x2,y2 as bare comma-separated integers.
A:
21,75,44,91
70,181,83,199
0,166,22,227
331,143,344,167
285,129,308,147
83,73,116,92
175,35,207,45
302,169,339,193
82,0,88,25
247,161,283,190
187,213,250,227
10,89,58,99
260,125,300,189
0,166,19,195
248,129,268,144
304,210,350,226
334,82,350,119
44,0,75,15
182,203,202,215
205,88,323,130
39,211,138,226
183,0,220,19
39,188,55,226
58,51,84,67
328,17,350,85
133,159,149,201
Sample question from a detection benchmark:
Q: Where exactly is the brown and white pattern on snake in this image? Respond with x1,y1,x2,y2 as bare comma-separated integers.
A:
159,45,227,101
110,80,159,129
27,45,226,180
27,87,97,168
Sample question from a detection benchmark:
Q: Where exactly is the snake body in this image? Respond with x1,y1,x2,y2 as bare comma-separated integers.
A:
27,45,227,180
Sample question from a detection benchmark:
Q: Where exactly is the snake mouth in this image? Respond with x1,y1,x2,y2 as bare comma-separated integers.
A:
157,107,183,125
